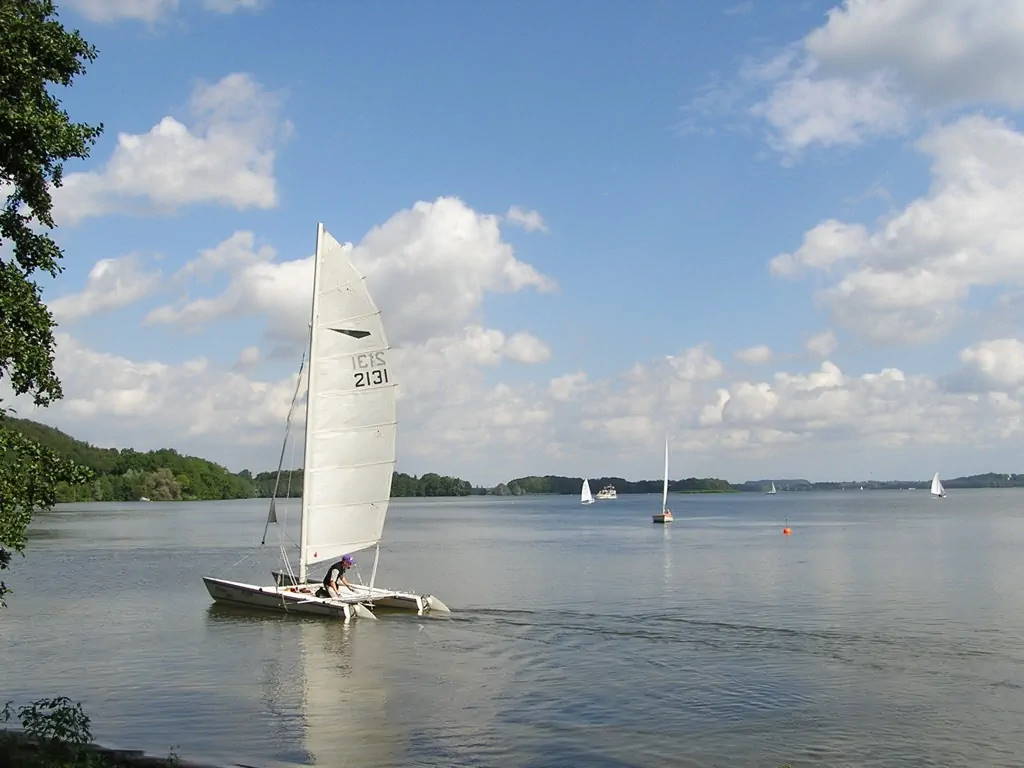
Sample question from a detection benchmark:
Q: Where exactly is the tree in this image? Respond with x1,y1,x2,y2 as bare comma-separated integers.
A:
0,0,102,604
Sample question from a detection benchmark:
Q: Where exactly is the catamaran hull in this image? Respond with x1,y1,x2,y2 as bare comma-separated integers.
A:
202,576,448,620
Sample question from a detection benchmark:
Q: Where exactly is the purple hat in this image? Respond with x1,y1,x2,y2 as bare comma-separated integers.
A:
341,554,355,565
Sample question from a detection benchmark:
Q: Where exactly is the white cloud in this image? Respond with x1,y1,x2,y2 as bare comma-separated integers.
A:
735,345,773,364
775,360,844,392
55,74,283,224
203,0,264,12
148,197,556,348
774,116,1024,343
959,338,1024,391
18,325,1024,483
770,220,868,276
806,329,837,357
147,253,310,337
724,2,753,16
503,332,551,364
504,206,549,233
65,0,265,21
723,381,778,423
19,335,297,463
548,372,589,402
754,71,907,153
64,0,177,23
49,255,161,322
354,198,556,343
748,0,1024,153
234,345,261,370
177,230,275,281
665,344,723,380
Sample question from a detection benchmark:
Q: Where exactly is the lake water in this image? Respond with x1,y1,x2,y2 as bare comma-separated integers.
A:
3,490,1024,767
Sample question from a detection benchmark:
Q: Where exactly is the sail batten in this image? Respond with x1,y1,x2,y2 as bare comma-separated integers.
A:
300,225,396,574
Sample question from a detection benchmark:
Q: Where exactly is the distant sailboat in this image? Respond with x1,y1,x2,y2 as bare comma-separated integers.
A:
930,472,946,498
652,439,673,524
581,479,595,505
766,481,777,495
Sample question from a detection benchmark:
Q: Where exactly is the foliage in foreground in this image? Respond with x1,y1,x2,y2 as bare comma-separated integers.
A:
1,696,103,767
0,427,89,605
0,0,102,604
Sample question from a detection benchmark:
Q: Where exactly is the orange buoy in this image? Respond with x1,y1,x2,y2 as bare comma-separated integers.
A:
782,527,792,535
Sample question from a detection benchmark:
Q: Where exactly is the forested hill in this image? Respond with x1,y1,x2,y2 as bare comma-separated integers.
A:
4,417,254,501
3,418,476,501
250,469,473,498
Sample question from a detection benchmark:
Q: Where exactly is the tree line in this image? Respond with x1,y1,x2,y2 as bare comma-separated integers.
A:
250,469,474,498
491,475,735,495
5,418,477,501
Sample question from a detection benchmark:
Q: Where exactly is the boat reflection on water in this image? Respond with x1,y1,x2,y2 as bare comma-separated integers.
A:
205,604,396,767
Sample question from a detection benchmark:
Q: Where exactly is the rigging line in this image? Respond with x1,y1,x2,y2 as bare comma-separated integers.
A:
278,395,302,576
222,548,260,573
262,351,306,546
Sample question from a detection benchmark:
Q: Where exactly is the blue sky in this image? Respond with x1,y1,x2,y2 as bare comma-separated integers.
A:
13,0,1024,484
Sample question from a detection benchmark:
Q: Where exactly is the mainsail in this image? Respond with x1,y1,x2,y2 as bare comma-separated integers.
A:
930,472,945,498
300,225,397,580
581,480,594,504
661,439,669,515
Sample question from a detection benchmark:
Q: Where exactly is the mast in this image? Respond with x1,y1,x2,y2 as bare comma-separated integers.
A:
299,223,325,583
661,438,669,514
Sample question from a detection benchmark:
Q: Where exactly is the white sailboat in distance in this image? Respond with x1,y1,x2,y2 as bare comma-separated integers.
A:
203,224,449,622
581,479,595,505
766,481,777,495
930,472,946,498
652,439,673,524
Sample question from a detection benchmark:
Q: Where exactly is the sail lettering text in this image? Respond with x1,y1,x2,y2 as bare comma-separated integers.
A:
351,351,387,370
354,368,389,388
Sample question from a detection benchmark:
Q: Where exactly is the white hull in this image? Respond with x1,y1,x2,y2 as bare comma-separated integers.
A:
203,577,449,621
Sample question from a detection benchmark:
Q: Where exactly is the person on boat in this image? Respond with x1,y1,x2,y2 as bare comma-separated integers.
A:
317,554,355,598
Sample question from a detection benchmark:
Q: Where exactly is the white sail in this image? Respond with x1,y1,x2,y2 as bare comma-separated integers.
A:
661,439,669,514
769,481,777,494
930,472,945,497
581,479,594,504
300,225,396,577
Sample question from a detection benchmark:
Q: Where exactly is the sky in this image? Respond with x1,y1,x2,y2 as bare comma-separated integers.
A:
9,0,1024,485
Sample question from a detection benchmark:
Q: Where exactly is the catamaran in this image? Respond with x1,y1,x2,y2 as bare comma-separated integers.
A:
652,439,673,524
202,224,449,622
580,479,595,504
930,472,946,498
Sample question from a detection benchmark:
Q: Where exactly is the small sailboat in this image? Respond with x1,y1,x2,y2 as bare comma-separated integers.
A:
652,439,673,524
581,479,595,505
203,224,449,622
766,481,777,495
930,472,946,498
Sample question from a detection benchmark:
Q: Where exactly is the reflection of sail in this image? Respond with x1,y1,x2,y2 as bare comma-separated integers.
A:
299,621,393,766
661,523,673,593
202,606,397,766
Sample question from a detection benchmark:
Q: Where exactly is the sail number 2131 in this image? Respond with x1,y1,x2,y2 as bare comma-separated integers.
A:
352,351,389,388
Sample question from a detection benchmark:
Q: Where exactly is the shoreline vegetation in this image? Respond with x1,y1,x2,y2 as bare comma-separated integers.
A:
8,418,1023,503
